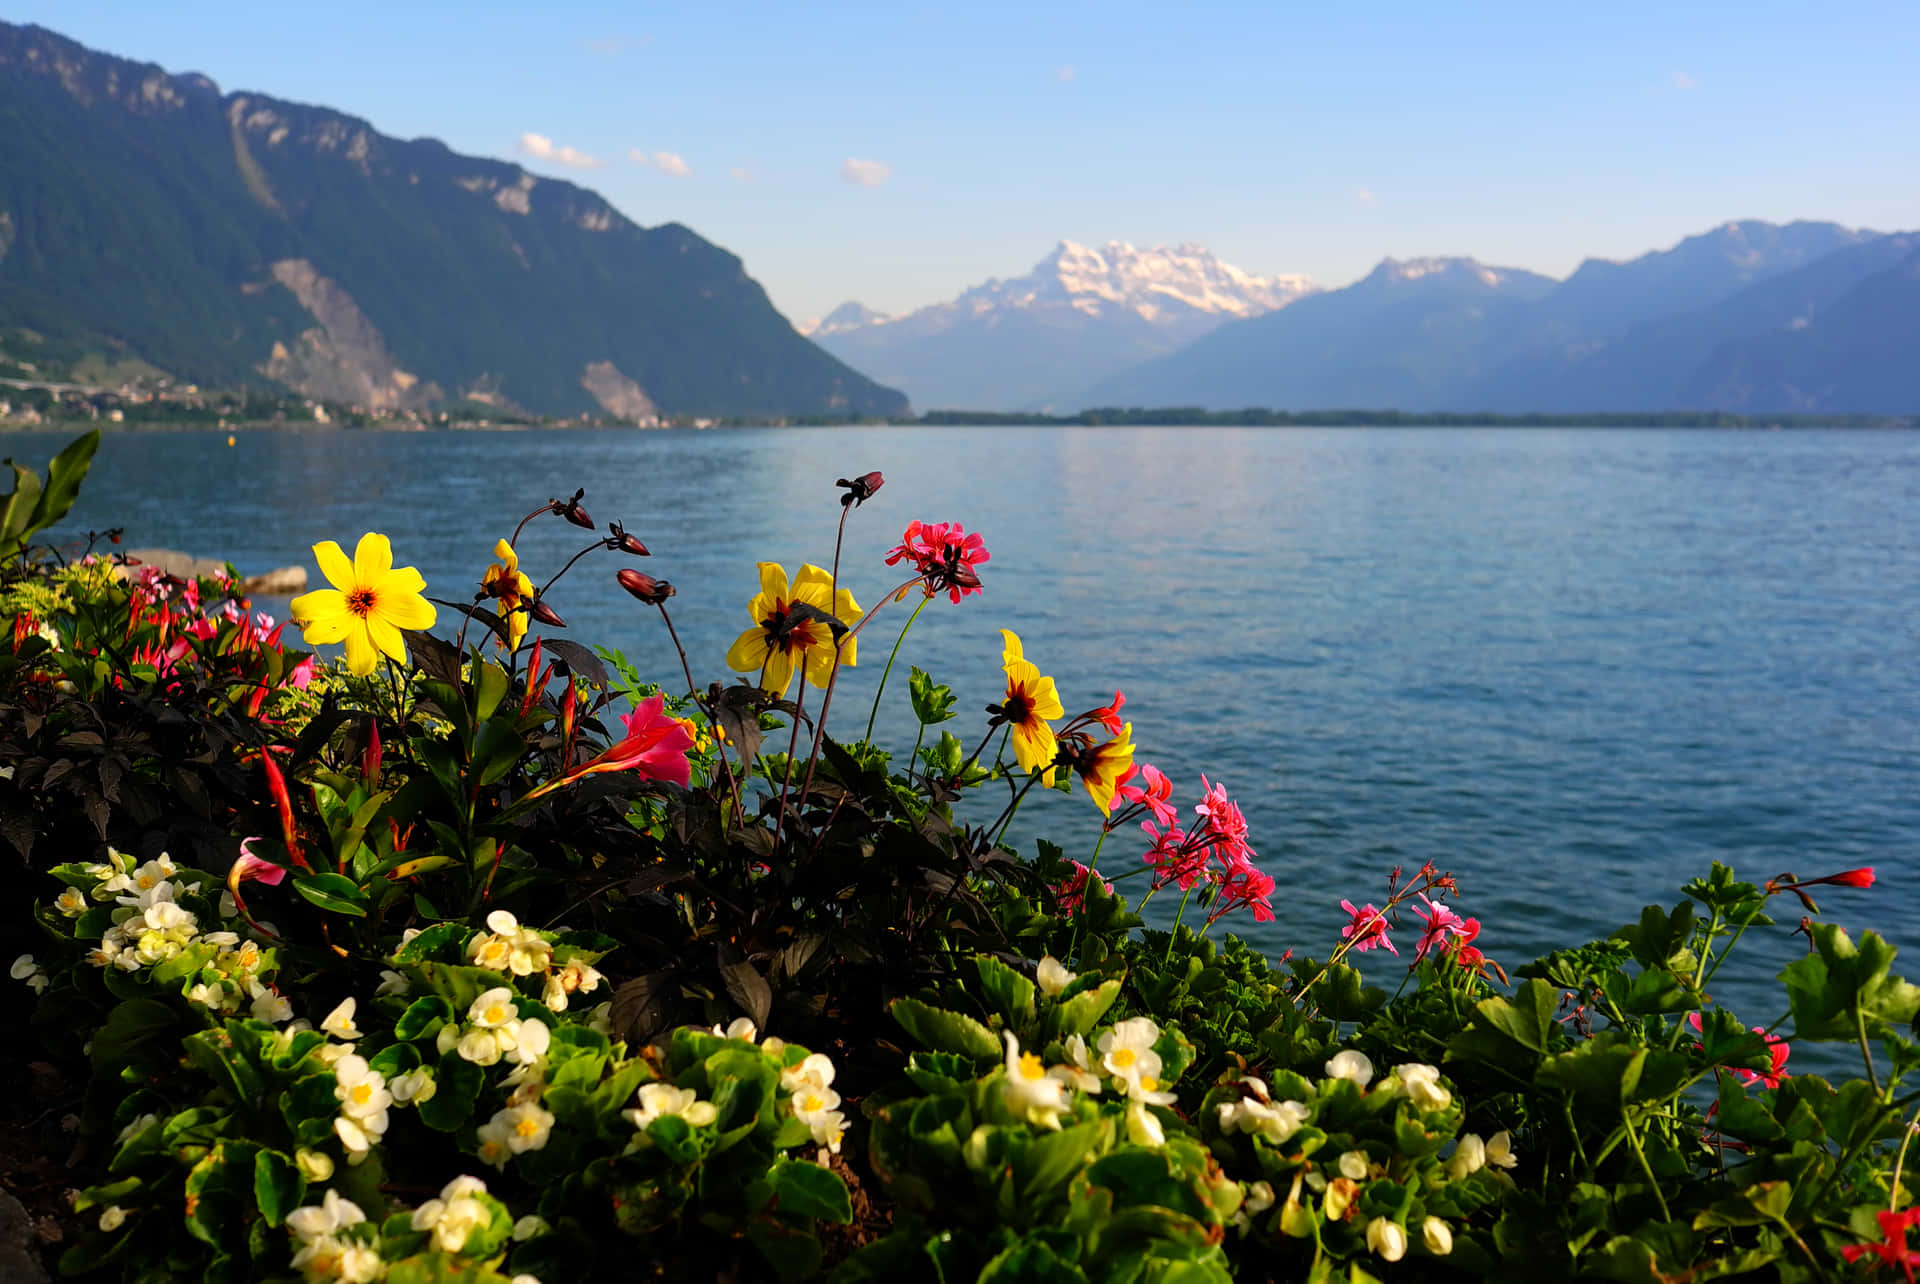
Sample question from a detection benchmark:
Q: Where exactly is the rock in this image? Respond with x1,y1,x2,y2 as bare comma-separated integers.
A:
0,1189,51,1284
112,549,306,596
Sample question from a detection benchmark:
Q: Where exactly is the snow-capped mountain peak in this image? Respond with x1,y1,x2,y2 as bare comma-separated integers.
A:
957,239,1316,327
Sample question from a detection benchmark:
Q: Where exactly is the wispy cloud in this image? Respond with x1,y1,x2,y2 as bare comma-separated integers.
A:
840,157,892,188
1355,186,1376,207
1055,64,1077,82
730,166,754,183
629,149,693,177
585,35,652,55
1671,71,1697,90
517,132,603,169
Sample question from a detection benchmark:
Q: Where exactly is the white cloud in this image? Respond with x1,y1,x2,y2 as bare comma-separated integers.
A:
1056,64,1077,82
517,133,603,169
840,157,892,188
629,149,692,177
1355,186,1376,207
1671,71,1697,90
730,167,754,183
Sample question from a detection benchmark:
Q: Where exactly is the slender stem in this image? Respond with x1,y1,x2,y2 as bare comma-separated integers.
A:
1163,885,1194,966
536,538,607,602
1621,1111,1674,1224
865,593,930,743
1859,1007,1885,1096
656,601,743,824
1067,827,1111,966
509,502,554,547
987,771,1046,848
772,681,809,850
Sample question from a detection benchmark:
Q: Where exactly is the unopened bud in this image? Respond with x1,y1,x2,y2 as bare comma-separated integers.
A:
608,520,650,556
552,489,595,529
617,568,675,605
835,471,885,507
528,598,565,628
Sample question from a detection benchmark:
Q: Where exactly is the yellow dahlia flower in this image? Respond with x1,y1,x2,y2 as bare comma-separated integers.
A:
289,533,436,676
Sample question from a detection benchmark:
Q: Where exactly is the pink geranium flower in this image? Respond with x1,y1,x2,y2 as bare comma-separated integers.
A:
1340,900,1397,956
232,836,287,887
1142,822,1211,892
1193,775,1254,867
1412,893,1468,960
1053,860,1113,912
885,520,990,603
1209,862,1275,924
1113,762,1179,828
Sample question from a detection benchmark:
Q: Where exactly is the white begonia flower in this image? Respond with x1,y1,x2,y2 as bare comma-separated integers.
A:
1035,955,1076,997
781,1053,836,1096
291,1236,383,1283
790,1081,847,1152
1337,1149,1370,1181
1001,1032,1069,1131
332,1116,377,1165
1325,1176,1359,1222
130,857,176,893
98,1205,127,1231
1422,1216,1454,1256
295,1148,334,1183
1126,1070,1178,1107
1047,1033,1103,1095
249,980,293,1023
458,1029,504,1066
1394,1063,1453,1112
470,987,518,1030
479,910,552,976
1446,1133,1486,1179
625,1083,719,1131
217,890,238,919
512,1214,550,1241
390,1067,436,1106
1485,1130,1518,1169
1217,1095,1311,1144
542,973,569,1011
511,1276,542,1284
10,955,47,993
410,1175,493,1252
201,931,240,949
374,969,410,997
470,932,515,973
475,1115,513,1169
314,1042,356,1067
496,1102,555,1154
286,1189,366,1242
1245,1181,1276,1214
1366,1217,1408,1263
333,1056,391,1129
320,998,362,1041
436,1023,461,1056
56,887,87,917
1125,1100,1166,1147
713,1017,758,1042
1096,1018,1162,1094
1324,1049,1374,1089
507,1016,551,1064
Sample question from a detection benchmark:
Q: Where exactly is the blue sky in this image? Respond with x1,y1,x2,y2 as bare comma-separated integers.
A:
17,1,1920,323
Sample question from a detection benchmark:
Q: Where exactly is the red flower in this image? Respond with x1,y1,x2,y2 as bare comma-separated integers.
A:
1113,762,1179,828
1782,867,1875,890
543,695,696,794
1142,822,1209,892
1340,900,1397,956
1208,861,1275,925
1053,860,1112,912
1840,1208,1920,1279
1193,775,1254,867
885,520,990,603
1090,691,1127,736
1412,893,1468,960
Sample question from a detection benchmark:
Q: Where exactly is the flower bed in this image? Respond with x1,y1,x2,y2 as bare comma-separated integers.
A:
3,432,1917,1282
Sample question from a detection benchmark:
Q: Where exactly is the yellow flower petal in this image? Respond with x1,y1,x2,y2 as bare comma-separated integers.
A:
383,566,428,596
791,563,836,609
1027,672,1065,721
756,562,790,604
366,616,410,665
761,648,795,696
291,593,353,644
494,538,517,568
1011,721,1058,775
341,626,378,677
353,532,393,583
313,541,355,594
1001,630,1024,666
725,628,771,674
375,582,437,630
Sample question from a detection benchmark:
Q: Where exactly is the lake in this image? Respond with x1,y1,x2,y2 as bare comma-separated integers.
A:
17,423,1920,1040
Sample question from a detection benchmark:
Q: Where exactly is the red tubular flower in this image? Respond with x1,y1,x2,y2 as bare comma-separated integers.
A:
561,694,695,789
885,520,990,603
1340,899,1397,956
1090,691,1127,736
617,568,676,605
362,718,383,787
259,750,311,872
1779,867,1875,890
1840,1208,1920,1278
836,471,885,507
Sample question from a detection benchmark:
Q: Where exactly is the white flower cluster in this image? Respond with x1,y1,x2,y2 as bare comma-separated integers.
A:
285,1189,382,1282
996,996,1179,1145
467,911,604,1012
437,987,553,1072
780,1051,846,1155
10,954,48,994
476,1102,556,1170
409,1175,493,1252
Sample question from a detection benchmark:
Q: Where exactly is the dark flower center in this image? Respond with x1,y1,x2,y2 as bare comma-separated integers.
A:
347,588,378,618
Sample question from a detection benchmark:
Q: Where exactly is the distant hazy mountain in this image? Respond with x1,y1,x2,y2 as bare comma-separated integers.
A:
806,241,1316,411
0,21,905,419
1086,257,1556,411
1087,221,1914,414
1686,243,1920,412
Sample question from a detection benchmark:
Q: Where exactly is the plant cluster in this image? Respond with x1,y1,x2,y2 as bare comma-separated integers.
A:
3,431,1918,1283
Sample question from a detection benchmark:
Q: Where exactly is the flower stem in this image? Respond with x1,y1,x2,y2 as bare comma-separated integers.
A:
865,593,929,744
1163,885,1194,966
1067,827,1111,966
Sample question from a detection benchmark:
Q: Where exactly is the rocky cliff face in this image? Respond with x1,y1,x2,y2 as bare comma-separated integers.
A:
0,21,907,420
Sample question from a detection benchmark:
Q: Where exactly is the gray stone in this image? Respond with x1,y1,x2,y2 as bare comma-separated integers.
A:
0,1189,51,1284
112,549,306,596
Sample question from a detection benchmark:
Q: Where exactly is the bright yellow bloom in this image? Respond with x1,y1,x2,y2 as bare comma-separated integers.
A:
1079,722,1136,816
995,630,1064,784
481,539,534,650
724,562,862,695
290,533,436,676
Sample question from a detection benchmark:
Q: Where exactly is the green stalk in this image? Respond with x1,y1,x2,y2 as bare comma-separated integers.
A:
865,593,929,744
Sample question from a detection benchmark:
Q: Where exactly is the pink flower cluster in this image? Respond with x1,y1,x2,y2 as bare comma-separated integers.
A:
885,520,990,603
1118,767,1274,924
1052,860,1113,913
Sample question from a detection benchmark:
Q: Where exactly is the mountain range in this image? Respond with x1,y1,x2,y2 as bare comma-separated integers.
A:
0,21,906,420
805,242,1316,412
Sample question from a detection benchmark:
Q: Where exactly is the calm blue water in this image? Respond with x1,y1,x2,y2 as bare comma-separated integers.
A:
17,425,1920,1036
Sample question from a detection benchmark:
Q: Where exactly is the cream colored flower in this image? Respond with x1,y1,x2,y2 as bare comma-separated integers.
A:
286,1189,366,1243
469,987,519,1030
1394,1063,1453,1112
1446,1133,1486,1178
1125,1100,1165,1147
1096,1018,1162,1095
1324,1049,1374,1089
1035,956,1076,997
1486,1129,1518,1169
1422,1216,1454,1255
1001,1032,1069,1130
624,1082,719,1131
320,998,363,1041
1047,1033,1103,1095
1367,1217,1408,1262
1218,1094,1310,1144
98,1205,127,1231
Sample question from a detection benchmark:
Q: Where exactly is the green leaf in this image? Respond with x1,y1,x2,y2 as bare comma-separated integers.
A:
394,995,456,1041
1612,901,1695,970
764,1157,853,1224
1445,978,1558,1071
891,997,1000,1060
1044,979,1121,1040
1692,1181,1791,1230
1536,1035,1645,1107
474,662,512,723
909,667,958,726
1780,923,1920,1039
418,1054,483,1132
394,922,469,965
292,872,370,917
973,955,1037,1024
1,459,44,548
32,430,100,534
252,1149,305,1226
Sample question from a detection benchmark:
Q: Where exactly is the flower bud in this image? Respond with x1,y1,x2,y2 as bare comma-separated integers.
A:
296,1148,335,1182
528,598,565,628
1446,1133,1486,1178
617,568,675,605
1422,1216,1454,1256
607,520,650,557
835,471,884,507
1324,1176,1359,1222
552,489,594,529
1366,1216,1407,1262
